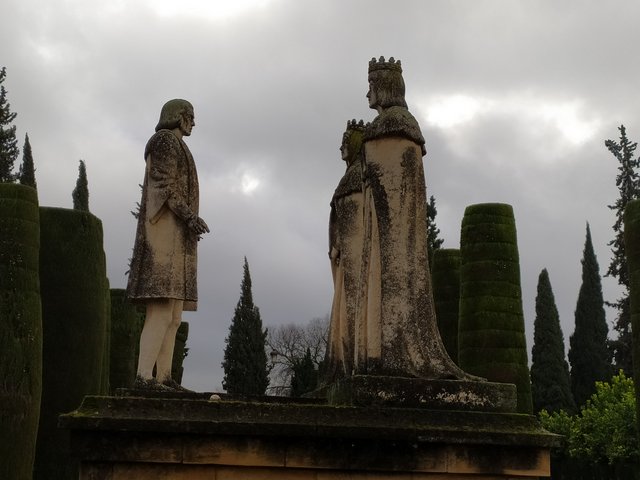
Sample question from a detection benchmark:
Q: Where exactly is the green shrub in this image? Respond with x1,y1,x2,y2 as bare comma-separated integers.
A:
540,372,638,467
109,288,144,391
0,184,42,480
458,203,532,413
431,248,460,362
34,207,109,480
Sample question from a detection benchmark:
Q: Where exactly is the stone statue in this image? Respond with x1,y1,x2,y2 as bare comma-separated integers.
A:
326,119,367,381
356,57,475,380
126,99,210,391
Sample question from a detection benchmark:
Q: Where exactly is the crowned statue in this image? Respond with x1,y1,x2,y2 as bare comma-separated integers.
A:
326,57,477,382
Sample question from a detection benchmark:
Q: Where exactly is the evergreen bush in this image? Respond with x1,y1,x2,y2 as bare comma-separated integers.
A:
172,321,189,385
458,203,532,413
431,248,461,362
109,288,144,391
34,207,109,480
624,199,640,438
0,184,42,480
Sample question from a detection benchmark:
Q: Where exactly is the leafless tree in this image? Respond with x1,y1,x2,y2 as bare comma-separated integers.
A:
266,315,329,395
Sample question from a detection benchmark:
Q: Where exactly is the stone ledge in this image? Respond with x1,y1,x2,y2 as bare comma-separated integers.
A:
322,376,517,412
59,395,558,448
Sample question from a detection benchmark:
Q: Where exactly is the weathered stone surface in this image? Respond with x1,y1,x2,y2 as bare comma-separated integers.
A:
61,395,558,479
325,375,517,412
324,57,477,381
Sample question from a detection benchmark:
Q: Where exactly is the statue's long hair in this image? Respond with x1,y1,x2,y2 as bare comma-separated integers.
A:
155,99,193,132
369,70,407,109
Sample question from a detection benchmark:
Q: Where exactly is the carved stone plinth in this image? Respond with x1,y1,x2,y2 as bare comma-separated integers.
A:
324,375,518,412
60,393,559,479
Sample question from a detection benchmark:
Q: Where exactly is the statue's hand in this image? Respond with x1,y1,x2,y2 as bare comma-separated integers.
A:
188,215,210,236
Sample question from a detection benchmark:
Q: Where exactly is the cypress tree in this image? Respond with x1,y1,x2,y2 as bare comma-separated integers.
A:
18,133,37,188
0,184,42,480
72,159,89,212
568,224,611,407
431,248,461,362
0,67,19,183
530,269,575,413
427,194,444,270
458,203,532,414
108,289,145,391
222,257,269,395
605,125,640,374
34,207,109,480
624,199,640,440
171,322,189,385
290,347,318,397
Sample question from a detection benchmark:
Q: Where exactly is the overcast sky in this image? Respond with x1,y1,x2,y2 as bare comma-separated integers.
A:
2,0,638,391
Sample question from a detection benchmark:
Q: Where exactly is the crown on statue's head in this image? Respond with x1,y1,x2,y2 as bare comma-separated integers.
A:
368,56,402,73
346,119,367,132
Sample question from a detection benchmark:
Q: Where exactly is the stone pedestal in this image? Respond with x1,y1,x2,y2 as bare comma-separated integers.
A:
60,390,559,479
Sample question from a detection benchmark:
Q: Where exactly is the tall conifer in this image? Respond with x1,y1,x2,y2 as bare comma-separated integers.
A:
605,125,640,374
290,348,318,397
569,224,611,407
222,258,269,395
18,133,36,189
0,67,19,182
530,269,575,413
427,195,444,270
72,160,89,212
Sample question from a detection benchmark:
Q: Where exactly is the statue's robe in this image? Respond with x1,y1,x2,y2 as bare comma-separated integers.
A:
357,106,472,379
326,158,365,380
126,129,200,311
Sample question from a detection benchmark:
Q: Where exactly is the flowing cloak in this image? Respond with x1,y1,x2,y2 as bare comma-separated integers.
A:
126,129,200,311
358,106,473,379
326,158,364,381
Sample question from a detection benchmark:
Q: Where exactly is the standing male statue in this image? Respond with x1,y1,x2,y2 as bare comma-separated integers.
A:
127,99,210,390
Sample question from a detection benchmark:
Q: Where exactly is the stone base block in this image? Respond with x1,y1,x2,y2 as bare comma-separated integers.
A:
60,394,559,479
323,375,517,412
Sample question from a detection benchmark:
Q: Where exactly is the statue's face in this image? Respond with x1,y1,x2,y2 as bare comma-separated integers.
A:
367,75,379,109
340,134,350,162
180,110,195,136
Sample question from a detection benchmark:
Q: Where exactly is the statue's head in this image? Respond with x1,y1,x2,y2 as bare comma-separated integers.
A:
367,57,407,110
155,99,194,133
340,119,366,165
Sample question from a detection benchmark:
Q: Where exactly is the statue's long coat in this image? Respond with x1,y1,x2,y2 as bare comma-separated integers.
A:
126,129,200,311
358,106,475,379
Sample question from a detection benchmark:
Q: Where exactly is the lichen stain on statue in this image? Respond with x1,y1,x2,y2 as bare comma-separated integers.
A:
126,99,210,392
327,57,479,381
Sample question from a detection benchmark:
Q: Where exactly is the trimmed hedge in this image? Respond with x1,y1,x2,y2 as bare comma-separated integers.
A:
624,199,640,443
172,321,189,385
109,288,144,391
458,203,532,414
431,248,460,362
34,207,109,480
0,184,42,480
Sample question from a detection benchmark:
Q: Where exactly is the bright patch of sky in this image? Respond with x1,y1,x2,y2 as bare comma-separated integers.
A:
420,93,601,146
146,0,272,20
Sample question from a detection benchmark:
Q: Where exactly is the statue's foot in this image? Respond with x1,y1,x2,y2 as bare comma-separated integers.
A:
134,376,174,392
161,377,194,393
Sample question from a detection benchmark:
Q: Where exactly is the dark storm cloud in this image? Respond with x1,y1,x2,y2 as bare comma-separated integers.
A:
1,0,639,390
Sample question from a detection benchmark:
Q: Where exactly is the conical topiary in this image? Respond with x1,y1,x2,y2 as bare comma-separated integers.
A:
109,288,145,391
0,184,42,480
431,248,461,362
458,203,532,414
34,207,109,480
